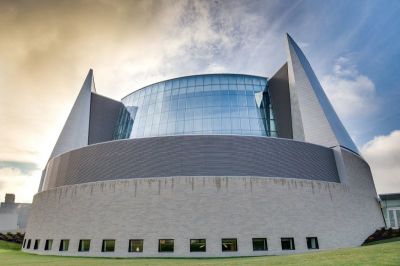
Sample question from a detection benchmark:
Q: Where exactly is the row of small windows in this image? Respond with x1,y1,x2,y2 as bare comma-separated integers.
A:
23,237,319,252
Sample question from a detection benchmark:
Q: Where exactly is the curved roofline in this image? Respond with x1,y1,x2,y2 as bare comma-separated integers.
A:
121,73,268,101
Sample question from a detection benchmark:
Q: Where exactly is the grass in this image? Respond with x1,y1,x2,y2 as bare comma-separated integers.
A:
0,241,21,251
0,240,399,266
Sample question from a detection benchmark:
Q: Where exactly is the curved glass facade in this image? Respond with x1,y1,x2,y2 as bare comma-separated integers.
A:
113,74,277,139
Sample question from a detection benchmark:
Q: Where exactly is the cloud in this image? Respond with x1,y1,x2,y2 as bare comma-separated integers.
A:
362,130,400,194
321,56,378,119
0,167,40,203
0,161,39,175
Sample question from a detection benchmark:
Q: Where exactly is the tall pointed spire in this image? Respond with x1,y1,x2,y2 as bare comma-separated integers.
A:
285,34,359,153
84,69,96,93
39,69,123,192
49,69,95,159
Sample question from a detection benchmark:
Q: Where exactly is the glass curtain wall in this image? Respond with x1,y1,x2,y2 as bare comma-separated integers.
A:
114,74,277,139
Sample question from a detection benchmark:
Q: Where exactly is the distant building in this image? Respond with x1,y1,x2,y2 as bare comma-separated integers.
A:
0,194,31,232
380,193,400,228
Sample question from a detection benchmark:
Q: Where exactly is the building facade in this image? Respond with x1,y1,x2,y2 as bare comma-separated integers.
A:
380,193,400,228
23,34,384,257
0,194,31,233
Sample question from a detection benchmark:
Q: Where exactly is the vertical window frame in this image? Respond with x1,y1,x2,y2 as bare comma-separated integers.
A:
158,239,174,253
44,239,53,251
221,238,238,252
128,239,144,253
252,238,268,251
33,239,40,250
306,237,319,250
281,238,295,250
101,239,116,252
78,239,91,252
59,239,70,252
190,239,206,252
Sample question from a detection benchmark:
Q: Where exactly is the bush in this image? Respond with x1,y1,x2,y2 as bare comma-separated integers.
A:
0,232,24,244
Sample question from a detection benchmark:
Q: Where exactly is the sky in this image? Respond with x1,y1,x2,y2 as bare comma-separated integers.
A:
0,0,399,203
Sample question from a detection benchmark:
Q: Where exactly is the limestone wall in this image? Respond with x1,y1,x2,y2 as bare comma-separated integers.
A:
23,175,383,257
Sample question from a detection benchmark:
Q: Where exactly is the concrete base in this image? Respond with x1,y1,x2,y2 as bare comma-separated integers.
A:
23,176,383,257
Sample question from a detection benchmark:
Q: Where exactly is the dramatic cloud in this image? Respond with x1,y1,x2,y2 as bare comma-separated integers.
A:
321,56,378,119
362,130,400,194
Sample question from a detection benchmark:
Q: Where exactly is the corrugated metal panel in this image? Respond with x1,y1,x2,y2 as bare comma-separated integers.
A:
42,136,340,190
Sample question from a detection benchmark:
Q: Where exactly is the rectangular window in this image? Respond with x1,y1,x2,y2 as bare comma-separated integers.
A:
78,239,91,252
59,239,69,251
221,238,237,252
252,238,268,251
128,239,143,252
389,209,396,227
27,239,31,249
102,240,115,252
34,239,40,250
306,237,319,249
23,239,26,248
44,239,53,251
388,209,400,228
281,238,295,250
158,239,174,252
190,239,206,252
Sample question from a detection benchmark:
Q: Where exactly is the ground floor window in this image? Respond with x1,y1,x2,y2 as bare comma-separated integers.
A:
78,239,91,252
222,238,238,252
306,237,319,249
129,239,143,252
252,238,268,251
23,239,26,248
26,239,31,249
59,239,69,251
44,239,53,251
190,239,206,252
33,239,40,250
102,240,115,252
281,238,295,250
158,239,174,252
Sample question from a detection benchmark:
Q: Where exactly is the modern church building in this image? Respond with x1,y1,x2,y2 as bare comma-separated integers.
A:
23,34,384,257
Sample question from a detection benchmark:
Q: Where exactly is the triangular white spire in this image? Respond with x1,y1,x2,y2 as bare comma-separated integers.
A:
285,34,359,153
49,69,95,159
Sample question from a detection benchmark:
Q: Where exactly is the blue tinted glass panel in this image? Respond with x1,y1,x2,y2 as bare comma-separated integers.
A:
117,74,274,139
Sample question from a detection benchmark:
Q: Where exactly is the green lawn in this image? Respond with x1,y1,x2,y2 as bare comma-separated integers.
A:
1,240,399,266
